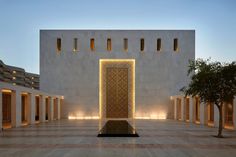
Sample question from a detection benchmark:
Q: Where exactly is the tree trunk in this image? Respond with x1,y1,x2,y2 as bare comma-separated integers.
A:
217,103,223,138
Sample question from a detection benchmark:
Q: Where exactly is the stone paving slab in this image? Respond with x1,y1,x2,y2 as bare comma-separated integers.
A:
0,119,236,157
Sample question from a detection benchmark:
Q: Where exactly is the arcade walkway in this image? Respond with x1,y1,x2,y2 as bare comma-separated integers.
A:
0,119,236,157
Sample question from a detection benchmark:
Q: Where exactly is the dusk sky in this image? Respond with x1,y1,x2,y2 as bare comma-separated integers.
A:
0,0,236,74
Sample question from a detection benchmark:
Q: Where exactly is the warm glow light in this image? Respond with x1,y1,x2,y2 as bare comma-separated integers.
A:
99,59,135,119
68,116,99,120
99,59,102,118
21,92,28,95
135,112,167,120
61,96,64,99
135,116,166,120
2,89,12,93
133,60,135,119
68,115,166,120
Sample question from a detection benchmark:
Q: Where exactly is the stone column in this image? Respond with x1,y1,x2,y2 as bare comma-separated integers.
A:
57,98,61,120
181,97,185,121
214,105,219,127
233,97,236,130
200,102,207,125
189,97,193,123
49,97,54,121
11,91,21,127
29,93,35,125
39,95,46,122
174,98,177,120
0,89,2,130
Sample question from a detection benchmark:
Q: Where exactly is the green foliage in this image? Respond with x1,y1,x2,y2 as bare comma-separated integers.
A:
181,58,236,137
181,58,236,107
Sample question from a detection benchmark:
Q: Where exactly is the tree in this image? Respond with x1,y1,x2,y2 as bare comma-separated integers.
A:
181,59,236,138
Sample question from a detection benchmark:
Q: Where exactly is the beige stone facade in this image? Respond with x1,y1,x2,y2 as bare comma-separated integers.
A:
0,81,63,130
40,30,195,119
171,95,236,130
0,60,39,89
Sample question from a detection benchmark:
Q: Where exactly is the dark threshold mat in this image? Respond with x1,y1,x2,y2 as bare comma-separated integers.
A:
97,120,139,137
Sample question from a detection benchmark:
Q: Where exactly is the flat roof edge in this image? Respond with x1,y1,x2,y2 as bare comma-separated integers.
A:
40,29,195,31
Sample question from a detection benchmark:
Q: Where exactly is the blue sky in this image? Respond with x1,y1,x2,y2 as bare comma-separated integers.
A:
0,0,236,74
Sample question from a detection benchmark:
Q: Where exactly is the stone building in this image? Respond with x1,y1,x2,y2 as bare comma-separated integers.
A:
0,60,39,89
0,61,62,130
0,29,235,131
40,30,195,119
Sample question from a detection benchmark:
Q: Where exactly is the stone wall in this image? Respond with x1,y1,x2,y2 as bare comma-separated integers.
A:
40,30,195,119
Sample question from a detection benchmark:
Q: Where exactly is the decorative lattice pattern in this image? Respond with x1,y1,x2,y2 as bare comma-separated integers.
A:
100,60,134,119
106,68,128,118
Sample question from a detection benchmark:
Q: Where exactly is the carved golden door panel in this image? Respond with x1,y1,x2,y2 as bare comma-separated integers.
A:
106,67,128,118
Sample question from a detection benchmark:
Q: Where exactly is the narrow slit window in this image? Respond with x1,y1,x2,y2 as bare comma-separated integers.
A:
157,38,161,51
124,38,128,52
174,38,179,52
140,38,144,52
57,38,61,52
107,38,112,51
90,38,95,51
73,38,78,51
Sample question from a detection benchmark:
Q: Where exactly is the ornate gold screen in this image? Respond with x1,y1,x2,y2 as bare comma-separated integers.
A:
106,68,128,118
99,59,135,119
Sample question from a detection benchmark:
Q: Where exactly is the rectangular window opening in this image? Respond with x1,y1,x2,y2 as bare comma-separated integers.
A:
107,38,112,51
57,38,61,52
73,38,78,51
157,38,161,51
174,38,179,52
90,38,95,51
124,38,128,52
140,38,144,52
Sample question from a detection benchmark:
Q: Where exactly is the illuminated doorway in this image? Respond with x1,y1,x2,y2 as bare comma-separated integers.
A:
35,96,40,122
21,93,28,125
106,67,128,118
185,98,190,121
195,97,200,123
45,97,49,121
53,98,58,120
207,103,214,126
99,59,135,119
224,100,233,127
2,90,11,128
176,98,181,120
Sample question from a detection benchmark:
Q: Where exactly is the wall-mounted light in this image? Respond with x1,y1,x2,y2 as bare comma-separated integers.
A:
68,116,99,120
2,89,12,93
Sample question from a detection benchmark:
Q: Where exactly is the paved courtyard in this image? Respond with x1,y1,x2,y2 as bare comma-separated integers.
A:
0,119,236,157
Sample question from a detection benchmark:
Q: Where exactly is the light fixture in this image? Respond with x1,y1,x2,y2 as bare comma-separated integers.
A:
2,89,12,93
